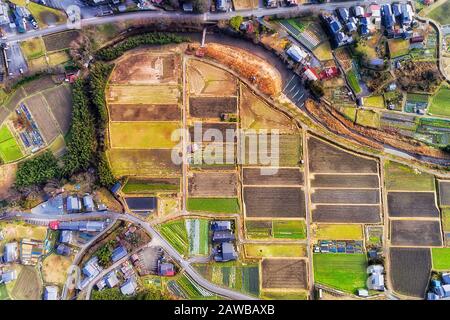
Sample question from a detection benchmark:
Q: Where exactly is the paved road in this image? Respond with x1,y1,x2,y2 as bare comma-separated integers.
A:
1,211,257,300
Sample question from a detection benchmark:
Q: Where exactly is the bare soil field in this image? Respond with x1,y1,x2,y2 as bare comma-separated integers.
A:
43,30,80,51
261,259,307,289
107,85,179,104
233,0,259,10
42,254,72,285
240,85,297,133
188,171,238,197
21,76,56,95
5,88,26,111
244,186,305,218
387,192,440,218
308,137,378,173
189,96,237,118
439,181,450,206
312,205,381,223
107,149,181,177
310,174,379,188
44,85,73,134
26,94,60,143
389,247,431,298
189,122,237,143
111,52,180,84
11,266,41,300
391,220,442,246
0,163,17,200
188,59,237,96
243,168,303,185
311,189,380,204
109,104,180,121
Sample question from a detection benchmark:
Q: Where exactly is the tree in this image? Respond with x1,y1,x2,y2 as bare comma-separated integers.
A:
192,0,208,13
15,151,59,188
229,16,244,31
69,34,92,68
306,80,324,98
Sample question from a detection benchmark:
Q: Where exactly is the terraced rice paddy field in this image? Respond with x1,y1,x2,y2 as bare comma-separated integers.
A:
313,253,367,294
308,136,381,224
195,262,260,297
261,259,308,289
389,248,431,298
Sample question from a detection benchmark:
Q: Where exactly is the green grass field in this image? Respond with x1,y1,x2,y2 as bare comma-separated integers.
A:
244,243,306,258
187,198,240,213
246,220,272,239
0,284,9,300
313,253,367,293
20,37,46,60
0,125,23,163
429,86,450,117
158,219,189,256
427,0,450,25
175,274,205,298
346,70,361,94
432,248,450,271
407,93,430,103
272,220,306,239
122,180,179,194
442,209,450,232
340,106,357,121
384,160,435,191
314,224,363,240
364,95,385,109
356,109,380,128
388,39,410,58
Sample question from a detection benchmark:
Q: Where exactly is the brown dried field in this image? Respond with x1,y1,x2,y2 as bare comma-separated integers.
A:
110,52,180,84
189,96,237,119
261,259,308,289
391,220,442,246
26,94,60,143
188,171,238,197
387,192,440,218
243,168,303,186
439,181,450,206
188,59,237,96
244,186,305,218
311,189,380,204
189,122,237,143
11,266,41,300
310,174,379,188
0,163,17,200
312,205,381,223
42,254,72,285
43,85,73,134
109,104,180,121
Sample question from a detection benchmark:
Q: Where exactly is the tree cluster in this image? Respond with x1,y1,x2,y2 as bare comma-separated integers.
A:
15,151,59,188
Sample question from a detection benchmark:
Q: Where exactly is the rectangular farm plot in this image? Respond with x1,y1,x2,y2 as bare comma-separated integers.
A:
439,181,450,206
314,224,363,240
311,174,379,188
107,149,181,177
43,85,73,134
186,219,209,256
389,248,431,298
261,259,308,289
190,122,237,143
313,205,381,223
243,168,303,186
43,30,80,51
189,97,237,118
122,178,180,194
246,220,272,239
311,189,380,204
244,243,306,258
109,122,180,149
188,171,237,197
272,220,306,239
107,85,179,104
387,192,439,217
158,219,189,256
187,198,240,213
432,248,450,271
384,160,435,191
188,59,237,96
244,187,305,218
308,137,378,173
109,104,180,122
391,220,442,246
25,95,60,143
0,125,23,162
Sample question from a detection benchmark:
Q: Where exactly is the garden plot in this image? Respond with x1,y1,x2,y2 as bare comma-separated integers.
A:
109,104,180,122
25,94,60,144
188,171,237,197
241,133,302,167
109,122,180,149
261,259,308,289
243,168,303,186
107,149,181,177
43,85,73,134
308,136,378,173
111,52,180,85
245,220,306,240
310,174,379,188
387,192,440,217
312,205,381,223
391,220,442,246
240,84,297,133
439,181,450,206
158,219,189,256
243,186,305,218
186,219,209,256
189,97,237,119
389,248,431,298
188,59,237,96
311,189,380,204
107,85,180,104
43,30,80,52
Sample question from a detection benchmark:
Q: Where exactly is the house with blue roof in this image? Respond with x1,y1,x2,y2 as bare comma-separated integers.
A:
111,246,127,263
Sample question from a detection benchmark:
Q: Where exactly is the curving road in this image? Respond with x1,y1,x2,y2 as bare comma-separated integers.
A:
0,211,257,300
